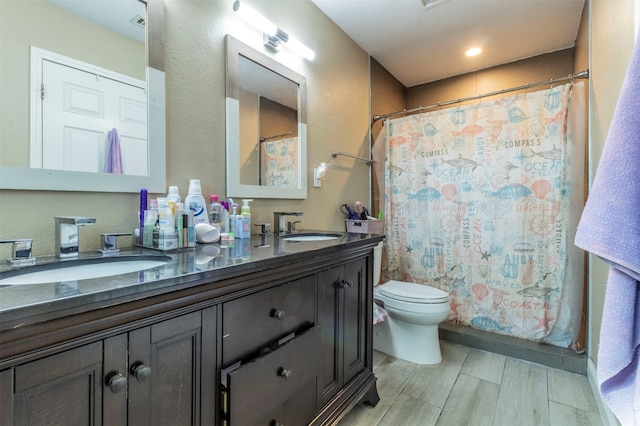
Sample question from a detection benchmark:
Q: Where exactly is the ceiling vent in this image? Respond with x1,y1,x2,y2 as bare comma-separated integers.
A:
129,14,145,29
418,0,452,10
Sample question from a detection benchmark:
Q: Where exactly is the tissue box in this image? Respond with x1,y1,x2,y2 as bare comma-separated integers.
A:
345,219,384,234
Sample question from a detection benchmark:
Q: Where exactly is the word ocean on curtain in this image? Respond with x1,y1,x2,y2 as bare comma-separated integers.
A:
383,83,585,347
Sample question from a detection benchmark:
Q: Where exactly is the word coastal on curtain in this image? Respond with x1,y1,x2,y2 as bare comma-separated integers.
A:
383,82,585,347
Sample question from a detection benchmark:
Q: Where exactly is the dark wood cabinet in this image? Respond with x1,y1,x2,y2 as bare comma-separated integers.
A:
1,309,216,426
0,236,382,426
126,308,217,426
318,258,368,407
7,341,104,425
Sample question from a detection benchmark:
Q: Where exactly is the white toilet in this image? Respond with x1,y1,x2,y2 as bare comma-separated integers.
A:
373,243,450,365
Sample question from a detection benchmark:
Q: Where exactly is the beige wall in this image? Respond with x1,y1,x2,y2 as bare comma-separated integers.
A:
406,49,576,108
588,0,635,366
0,0,371,257
370,58,406,215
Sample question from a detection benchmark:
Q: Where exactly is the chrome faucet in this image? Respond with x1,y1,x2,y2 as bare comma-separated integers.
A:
273,212,303,234
0,239,35,266
55,216,96,258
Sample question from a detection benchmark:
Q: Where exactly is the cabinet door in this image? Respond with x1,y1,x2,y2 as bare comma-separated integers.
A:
342,258,366,385
11,341,103,425
127,308,217,426
317,263,343,405
317,257,368,406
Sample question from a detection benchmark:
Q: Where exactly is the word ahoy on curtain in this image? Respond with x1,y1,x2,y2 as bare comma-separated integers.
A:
382,81,586,348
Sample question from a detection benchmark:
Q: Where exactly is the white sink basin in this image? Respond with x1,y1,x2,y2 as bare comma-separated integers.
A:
0,256,170,285
282,233,342,242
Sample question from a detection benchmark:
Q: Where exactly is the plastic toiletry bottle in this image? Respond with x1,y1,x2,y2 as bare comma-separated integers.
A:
240,199,253,238
229,203,241,239
186,210,196,247
157,197,175,232
184,179,208,224
209,194,223,226
166,186,181,215
175,205,184,248
220,201,229,234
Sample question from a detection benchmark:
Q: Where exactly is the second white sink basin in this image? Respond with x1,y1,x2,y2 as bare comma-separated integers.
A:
0,256,170,285
282,233,342,242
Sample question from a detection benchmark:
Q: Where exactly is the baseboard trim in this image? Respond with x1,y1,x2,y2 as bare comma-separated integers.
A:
587,358,620,426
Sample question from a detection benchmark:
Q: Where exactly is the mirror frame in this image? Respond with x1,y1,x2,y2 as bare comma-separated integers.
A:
0,0,166,193
225,35,308,199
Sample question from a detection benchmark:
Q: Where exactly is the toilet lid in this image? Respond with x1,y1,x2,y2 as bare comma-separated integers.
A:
378,280,449,304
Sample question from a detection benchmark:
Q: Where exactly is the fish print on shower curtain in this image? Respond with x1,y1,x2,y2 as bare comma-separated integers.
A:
383,83,581,344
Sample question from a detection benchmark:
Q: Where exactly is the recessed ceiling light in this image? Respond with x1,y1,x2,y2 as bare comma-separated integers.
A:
466,47,482,57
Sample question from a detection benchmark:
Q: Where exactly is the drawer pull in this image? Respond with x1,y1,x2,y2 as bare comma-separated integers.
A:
131,362,152,382
107,372,127,394
271,309,286,320
279,368,292,380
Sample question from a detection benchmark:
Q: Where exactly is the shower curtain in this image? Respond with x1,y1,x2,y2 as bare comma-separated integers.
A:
259,135,299,187
381,82,586,347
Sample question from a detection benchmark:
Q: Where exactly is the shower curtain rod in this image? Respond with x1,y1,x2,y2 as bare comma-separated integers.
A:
371,69,589,123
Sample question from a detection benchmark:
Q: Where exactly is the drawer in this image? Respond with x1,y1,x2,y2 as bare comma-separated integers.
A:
226,326,319,426
222,275,315,365
250,377,317,426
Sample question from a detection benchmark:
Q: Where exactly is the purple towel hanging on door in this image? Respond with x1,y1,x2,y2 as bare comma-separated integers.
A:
103,128,123,174
575,33,640,426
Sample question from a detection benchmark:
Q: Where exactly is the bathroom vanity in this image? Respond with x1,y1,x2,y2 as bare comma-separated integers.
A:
0,233,383,425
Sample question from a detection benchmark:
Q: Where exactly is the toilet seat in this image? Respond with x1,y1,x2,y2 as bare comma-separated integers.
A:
377,280,449,304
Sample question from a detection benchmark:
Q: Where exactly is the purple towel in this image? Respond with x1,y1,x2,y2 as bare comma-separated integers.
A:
103,128,123,174
575,34,640,425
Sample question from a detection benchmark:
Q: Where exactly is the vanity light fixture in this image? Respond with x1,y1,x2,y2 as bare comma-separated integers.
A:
233,0,316,60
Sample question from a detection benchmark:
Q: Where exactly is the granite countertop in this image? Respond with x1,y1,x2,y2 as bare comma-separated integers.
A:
0,231,383,322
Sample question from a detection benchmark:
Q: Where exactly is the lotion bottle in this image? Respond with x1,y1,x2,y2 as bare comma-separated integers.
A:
240,199,252,238
184,179,208,224
166,186,181,215
229,203,241,238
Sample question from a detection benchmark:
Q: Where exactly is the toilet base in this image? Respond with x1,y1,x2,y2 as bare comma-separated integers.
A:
373,314,443,365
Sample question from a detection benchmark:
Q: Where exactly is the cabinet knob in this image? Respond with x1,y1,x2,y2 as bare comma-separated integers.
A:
271,309,286,320
131,363,152,382
279,368,292,380
271,422,284,426
338,279,352,289
107,372,127,394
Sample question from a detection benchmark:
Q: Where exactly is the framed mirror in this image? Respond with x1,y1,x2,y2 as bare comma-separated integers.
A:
225,35,307,199
0,0,166,193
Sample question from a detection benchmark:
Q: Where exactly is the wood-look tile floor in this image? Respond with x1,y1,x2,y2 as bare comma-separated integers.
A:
339,341,603,426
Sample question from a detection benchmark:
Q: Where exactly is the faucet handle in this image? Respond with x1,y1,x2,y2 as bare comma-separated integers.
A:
100,233,132,257
0,239,36,266
254,223,271,236
287,221,302,233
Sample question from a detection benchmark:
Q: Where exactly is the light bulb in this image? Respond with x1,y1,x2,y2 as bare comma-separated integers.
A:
233,0,277,36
